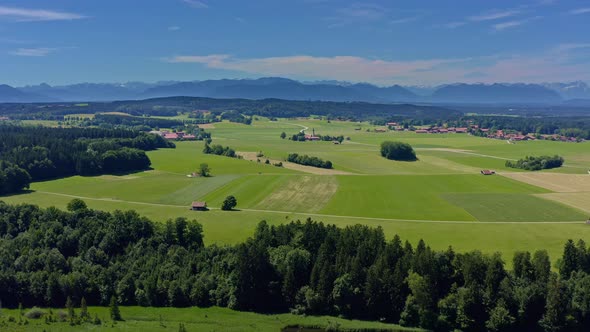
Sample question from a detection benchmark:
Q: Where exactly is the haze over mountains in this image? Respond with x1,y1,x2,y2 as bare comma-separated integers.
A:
1,77,589,104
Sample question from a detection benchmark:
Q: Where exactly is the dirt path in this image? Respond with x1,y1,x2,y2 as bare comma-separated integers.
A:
238,151,353,175
282,122,308,133
417,148,517,161
32,190,586,224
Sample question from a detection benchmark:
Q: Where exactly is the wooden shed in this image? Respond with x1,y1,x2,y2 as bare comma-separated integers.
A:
191,201,208,211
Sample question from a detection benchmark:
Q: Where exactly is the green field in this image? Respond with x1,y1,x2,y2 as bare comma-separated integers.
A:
0,306,416,332
2,117,590,264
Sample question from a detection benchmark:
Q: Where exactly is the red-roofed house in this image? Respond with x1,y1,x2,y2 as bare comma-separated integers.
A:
455,128,468,133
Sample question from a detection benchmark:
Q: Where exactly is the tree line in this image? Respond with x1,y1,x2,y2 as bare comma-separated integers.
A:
289,132,345,143
202,143,237,158
91,113,195,129
0,125,174,194
0,201,589,331
287,153,333,169
505,155,564,171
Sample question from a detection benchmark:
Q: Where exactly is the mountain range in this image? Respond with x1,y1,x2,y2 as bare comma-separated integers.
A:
2,77,589,104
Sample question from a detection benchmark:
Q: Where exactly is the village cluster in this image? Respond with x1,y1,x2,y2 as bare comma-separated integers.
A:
382,122,584,142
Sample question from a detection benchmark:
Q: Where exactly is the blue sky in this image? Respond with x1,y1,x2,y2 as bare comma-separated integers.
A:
0,0,589,86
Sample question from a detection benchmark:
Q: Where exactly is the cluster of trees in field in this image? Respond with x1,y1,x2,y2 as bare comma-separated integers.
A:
505,155,564,171
380,141,417,161
1,201,590,331
202,143,237,158
220,111,252,125
0,125,174,194
287,153,333,169
291,132,308,141
289,132,345,143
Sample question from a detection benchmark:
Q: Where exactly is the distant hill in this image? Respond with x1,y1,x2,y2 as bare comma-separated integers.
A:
141,77,418,102
0,84,54,103
19,82,150,102
2,78,589,104
542,81,590,100
430,83,563,104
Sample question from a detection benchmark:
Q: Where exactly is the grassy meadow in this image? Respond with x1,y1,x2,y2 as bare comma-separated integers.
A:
0,306,416,332
2,117,590,265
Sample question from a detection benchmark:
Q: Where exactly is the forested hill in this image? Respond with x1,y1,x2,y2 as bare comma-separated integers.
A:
0,201,589,331
0,96,460,122
0,125,174,194
116,97,459,120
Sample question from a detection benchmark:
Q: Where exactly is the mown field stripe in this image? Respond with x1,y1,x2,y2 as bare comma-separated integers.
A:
34,190,586,224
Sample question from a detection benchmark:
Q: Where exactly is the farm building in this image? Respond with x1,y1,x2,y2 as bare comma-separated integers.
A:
191,201,208,211
480,170,496,175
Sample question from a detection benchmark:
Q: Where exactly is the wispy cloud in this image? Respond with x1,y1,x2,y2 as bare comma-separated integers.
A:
442,21,466,29
390,16,420,24
164,43,590,85
554,43,590,52
469,9,521,22
492,16,542,31
11,47,57,56
568,8,590,15
166,54,471,84
182,0,208,9
168,26,181,31
0,6,86,22
326,3,387,27
441,8,522,30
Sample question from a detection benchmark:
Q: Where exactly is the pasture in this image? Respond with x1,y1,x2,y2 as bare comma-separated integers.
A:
0,306,415,332
2,117,590,264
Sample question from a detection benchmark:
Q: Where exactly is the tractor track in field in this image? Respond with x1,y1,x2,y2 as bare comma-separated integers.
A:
33,190,586,224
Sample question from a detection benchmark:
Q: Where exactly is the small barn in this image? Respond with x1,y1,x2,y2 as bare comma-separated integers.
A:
191,201,208,211
480,170,495,175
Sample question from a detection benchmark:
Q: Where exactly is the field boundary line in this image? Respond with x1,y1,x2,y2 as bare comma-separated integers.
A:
33,190,586,224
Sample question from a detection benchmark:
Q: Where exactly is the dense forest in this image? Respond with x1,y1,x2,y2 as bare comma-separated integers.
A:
1,201,589,331
0,125,174,194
